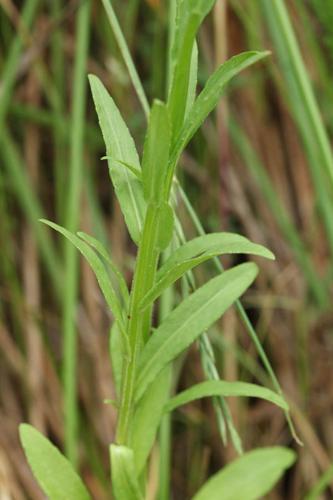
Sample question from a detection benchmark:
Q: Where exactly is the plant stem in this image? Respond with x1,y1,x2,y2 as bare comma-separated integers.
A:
116,203,161,444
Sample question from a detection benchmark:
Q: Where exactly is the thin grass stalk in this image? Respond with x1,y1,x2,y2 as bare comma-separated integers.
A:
0,0,40,127
50,0,66,223
62,0,91,466
100,0,150,120
0,127,62,296
261,0,333,260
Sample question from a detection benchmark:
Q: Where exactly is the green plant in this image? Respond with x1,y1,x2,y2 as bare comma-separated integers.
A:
19,1,296,498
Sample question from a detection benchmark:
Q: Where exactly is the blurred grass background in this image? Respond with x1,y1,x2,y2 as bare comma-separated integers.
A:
1,0,333,498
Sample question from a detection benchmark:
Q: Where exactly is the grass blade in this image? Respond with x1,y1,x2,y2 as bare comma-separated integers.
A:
261,0,333,258
100,0,149,120
61,0,91,465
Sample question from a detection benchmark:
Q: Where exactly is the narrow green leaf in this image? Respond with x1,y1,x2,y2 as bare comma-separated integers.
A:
170,51,270,167
164,380,288,413
89,74,146,244
168,0,216,139
130,366,172,474
140,232,274,310
77,231,129,306
142,100,170,203
19,424,91,500
135,263,258,402
41,220,125,328
110,445,143,500
193,447,296,500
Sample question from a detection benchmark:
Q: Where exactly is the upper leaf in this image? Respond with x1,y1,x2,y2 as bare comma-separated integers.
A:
19,424,91,500
135,263,258,402
110,445,143,500
140,232,274,310
170,51,270,168
89,75,146,244
193,447,296,500
164,380,288,413
168,0,216,140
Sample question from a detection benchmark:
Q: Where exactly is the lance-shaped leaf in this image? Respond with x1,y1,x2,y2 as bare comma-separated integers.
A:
135,263,258,402
170,51,270,167
193,447,296,500
41,220,125,328
140,232,274,310
89,75,145,244
164,380,288,413
19,424,91,500
130,366,172,474
110,445,143,500
142,100,170,203
78,231,129,306
168,0,216,139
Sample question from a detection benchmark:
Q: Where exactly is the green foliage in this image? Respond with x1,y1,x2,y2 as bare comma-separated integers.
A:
19,424,91,500
88,74,145,244
193,447,296,500
135,263,258,403
130,366,172,474
140,232,274,310
40,219,126,330
164,380,289,413
169,51,270,176
110,445,143,500
19,1,296,497
168,0,216,138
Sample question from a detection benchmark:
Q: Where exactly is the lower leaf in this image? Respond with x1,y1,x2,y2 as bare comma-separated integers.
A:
19,424,91,500
110,445,143,500
193,446,296,500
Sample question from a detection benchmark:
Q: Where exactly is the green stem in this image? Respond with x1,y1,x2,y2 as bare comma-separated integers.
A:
116,203,161,444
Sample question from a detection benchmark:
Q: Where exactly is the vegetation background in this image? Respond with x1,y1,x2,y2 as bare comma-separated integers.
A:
1,0,333,498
